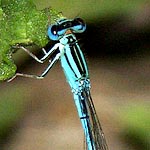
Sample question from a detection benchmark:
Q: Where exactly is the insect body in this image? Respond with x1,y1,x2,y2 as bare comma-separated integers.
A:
9,18,108,150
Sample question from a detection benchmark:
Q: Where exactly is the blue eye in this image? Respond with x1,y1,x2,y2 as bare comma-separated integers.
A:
48,24,68,41
71,18,86,33
48,25,59,41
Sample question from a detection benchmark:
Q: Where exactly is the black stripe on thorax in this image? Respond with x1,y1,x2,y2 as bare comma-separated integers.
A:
69,43,87,77
64,52,78,78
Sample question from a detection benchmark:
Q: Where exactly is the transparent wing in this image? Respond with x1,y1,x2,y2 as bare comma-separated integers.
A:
82,90,109,150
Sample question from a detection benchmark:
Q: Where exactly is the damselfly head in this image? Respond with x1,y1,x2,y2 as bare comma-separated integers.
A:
47,18,86,41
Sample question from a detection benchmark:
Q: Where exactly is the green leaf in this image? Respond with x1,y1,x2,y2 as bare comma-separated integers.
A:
0,0,62,81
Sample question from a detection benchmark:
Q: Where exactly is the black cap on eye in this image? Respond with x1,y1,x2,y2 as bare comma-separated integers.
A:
71,18,86,33
60,21,72,29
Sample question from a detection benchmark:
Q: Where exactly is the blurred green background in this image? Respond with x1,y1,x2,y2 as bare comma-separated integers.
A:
0,0,150,150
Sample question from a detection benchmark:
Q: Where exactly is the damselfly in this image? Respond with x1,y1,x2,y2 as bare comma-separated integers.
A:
9,18,108,150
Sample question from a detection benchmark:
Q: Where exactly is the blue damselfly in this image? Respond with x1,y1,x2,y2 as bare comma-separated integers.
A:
9,18,108,150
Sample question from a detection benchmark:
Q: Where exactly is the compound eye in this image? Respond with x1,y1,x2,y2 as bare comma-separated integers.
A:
71,18,86,33
48,25,59,41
